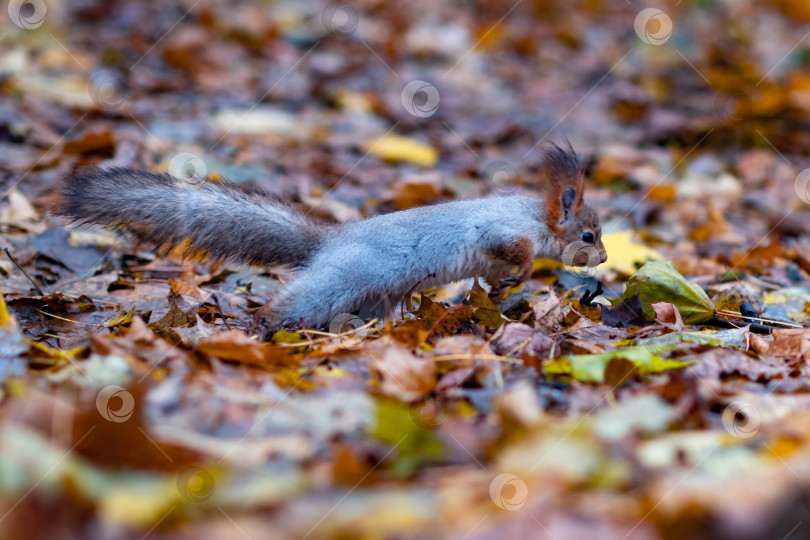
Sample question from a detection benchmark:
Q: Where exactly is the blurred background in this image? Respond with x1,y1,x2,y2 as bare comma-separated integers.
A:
3,0,810,270
2,0,810,539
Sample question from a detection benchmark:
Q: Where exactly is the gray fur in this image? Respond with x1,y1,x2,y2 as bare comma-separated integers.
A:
271,196,560,327
55,167,323,267
55,166,606,332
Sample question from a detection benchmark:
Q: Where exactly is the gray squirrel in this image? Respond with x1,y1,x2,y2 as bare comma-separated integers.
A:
53,143,607,333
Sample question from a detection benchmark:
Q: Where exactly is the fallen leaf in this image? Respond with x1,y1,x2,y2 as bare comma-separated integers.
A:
530,290,563,332
0,188,38,224
363,134,438,166
369,340,435,402
469,280,503,329
601,291,648,327
615,261,716,324
651,302,685,330
600,230,662,275
769,328,810,359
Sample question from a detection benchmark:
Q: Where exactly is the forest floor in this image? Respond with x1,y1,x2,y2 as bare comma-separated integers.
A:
3,0,810,539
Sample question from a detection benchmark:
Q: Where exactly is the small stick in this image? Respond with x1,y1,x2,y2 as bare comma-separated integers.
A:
127,266,189,273
276,319,380,347
212,294,232,330
433,353,521,364
4,247,45,296
299,317,312,342
34,307,107,327
715,310,804,329
59,292,118,306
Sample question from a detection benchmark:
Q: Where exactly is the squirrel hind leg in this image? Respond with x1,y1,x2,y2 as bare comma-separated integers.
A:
263,273,369,333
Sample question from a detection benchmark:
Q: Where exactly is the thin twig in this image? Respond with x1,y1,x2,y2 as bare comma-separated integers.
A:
433,353,521,364
58,292,118,306
716,310,803,329
277,319,380,347
34,308,108,327
212,294,232,330
4,247,45,295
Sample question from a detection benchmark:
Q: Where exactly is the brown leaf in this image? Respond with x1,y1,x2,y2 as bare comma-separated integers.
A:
369,340,435,402
601,291,649,328
168,278,209,300
387,172,442,209
530,290,563,332
604,357,640,386
749,333,772,355
197,329,293,367
411,299,474,336
769,328,810,359
63,127,115,156
174,314,218,346
435,368,475,392
151,304,192,331
469,280,503,329
651,302,685,330
686,348,788,382
491,322,554,360
432,335,493,357
71,383,202,470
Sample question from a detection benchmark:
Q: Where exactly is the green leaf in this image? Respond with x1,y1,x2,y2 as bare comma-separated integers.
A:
615,261,715,324
552,347,693,383
372,398,445,476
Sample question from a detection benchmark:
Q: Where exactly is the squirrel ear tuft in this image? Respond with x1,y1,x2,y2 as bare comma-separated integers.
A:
560,186,577,222
543,141,585,232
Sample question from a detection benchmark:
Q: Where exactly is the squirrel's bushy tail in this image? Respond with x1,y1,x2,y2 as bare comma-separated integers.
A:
54,167,323,267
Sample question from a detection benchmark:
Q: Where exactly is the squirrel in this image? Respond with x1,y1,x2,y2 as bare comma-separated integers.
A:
53,143,607,334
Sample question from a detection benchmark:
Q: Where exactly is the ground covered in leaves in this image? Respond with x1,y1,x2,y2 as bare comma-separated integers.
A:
3,0,810,539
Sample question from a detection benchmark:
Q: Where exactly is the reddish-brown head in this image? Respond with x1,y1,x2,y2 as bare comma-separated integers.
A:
542,142,607,267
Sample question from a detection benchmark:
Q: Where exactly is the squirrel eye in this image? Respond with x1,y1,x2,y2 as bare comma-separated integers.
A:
582,232,594,244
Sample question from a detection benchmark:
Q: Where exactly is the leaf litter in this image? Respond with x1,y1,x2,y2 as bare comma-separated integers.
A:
3,1,810,539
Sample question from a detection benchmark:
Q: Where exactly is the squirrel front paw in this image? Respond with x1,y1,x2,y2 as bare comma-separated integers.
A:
487,273,526,303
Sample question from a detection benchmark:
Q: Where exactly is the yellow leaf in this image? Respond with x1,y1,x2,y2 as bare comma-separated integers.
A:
601,230,661,275
533,258,563,272
0,287,15,330
106,307,136,327
28,340,84,364
99,482,178,528
363,134,437,166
